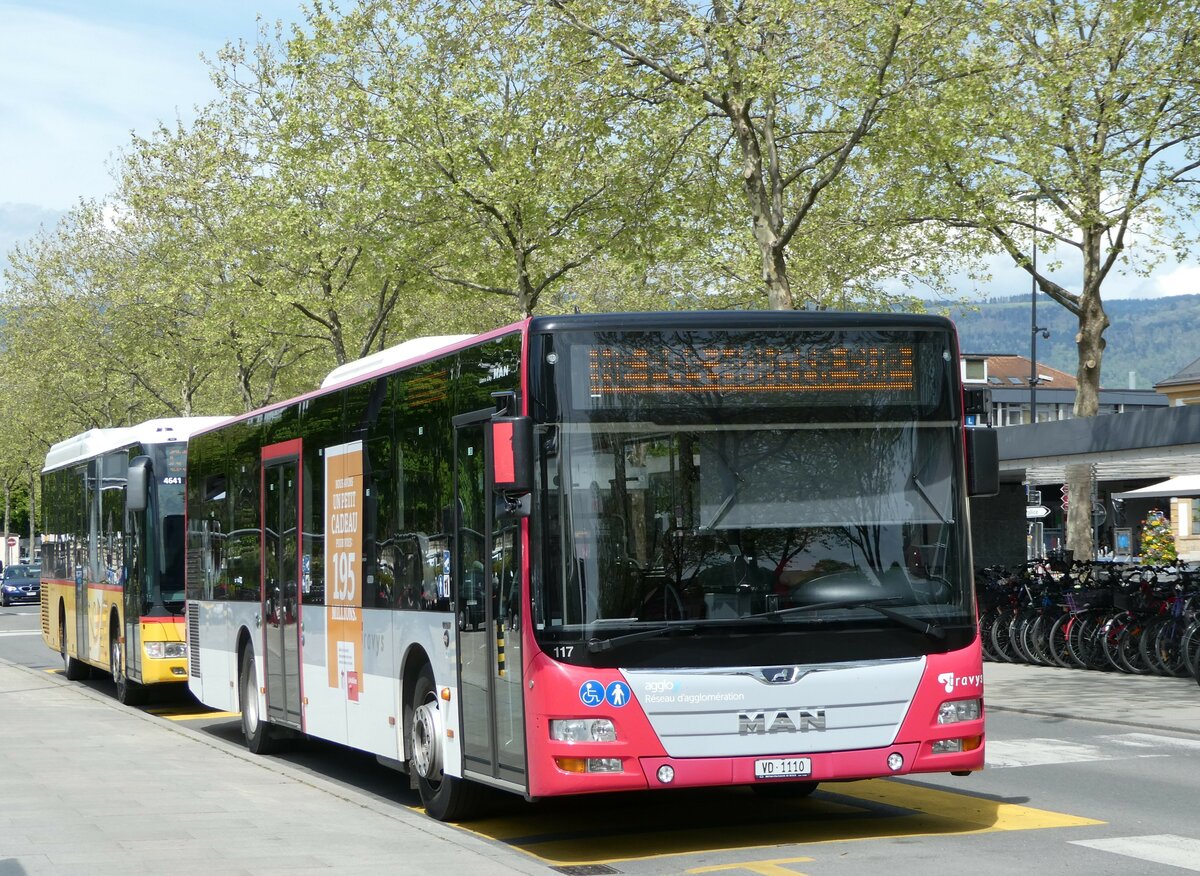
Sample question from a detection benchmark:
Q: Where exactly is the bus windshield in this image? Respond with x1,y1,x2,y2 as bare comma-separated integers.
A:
532,325,972,660
150,443,188,609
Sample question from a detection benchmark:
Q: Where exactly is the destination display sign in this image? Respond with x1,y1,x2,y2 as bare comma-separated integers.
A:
579,341,916,401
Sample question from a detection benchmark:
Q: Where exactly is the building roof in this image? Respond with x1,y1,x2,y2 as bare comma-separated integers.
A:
963,353,1077,389
1153,353,1200,389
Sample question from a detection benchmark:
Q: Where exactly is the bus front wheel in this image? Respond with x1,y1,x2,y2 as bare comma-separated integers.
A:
240,648,280,755
110,632,144,705
59,613,89,681
407,665,483,821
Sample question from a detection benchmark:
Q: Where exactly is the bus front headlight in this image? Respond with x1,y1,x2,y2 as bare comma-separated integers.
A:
550,718,617,742
144,642,188,659
937,698,982,724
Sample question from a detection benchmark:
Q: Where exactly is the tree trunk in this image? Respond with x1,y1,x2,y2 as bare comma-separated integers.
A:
27,467,36,564
3,480,10,566
762,243,793,310
1064,236,1111,560
726,97,794,312
1065,463,1094,561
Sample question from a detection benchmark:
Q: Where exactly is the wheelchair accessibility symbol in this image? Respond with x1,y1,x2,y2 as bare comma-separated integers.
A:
579,680,604,707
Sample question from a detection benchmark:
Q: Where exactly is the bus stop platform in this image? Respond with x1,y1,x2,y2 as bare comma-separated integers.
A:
1,657,1198,874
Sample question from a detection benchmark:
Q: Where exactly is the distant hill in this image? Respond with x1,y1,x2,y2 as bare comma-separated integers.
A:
946,294,1200,390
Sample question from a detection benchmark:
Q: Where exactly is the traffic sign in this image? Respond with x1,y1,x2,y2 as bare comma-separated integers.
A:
1026,505,1052,519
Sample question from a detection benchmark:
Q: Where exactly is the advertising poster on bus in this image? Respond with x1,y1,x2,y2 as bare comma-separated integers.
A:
325,441,364,701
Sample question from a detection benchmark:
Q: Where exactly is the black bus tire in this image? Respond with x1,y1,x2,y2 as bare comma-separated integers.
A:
60,612,90,681
407,665,484,821
240,647,280,755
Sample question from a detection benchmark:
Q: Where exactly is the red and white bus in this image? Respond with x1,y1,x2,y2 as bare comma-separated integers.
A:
184,311,997,819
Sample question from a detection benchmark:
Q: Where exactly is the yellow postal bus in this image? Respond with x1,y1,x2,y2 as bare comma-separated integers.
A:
40,417,227,703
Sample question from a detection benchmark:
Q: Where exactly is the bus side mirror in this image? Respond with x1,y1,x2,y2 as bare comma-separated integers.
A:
965,428,999,497
127,456,152,512
489,416,533,516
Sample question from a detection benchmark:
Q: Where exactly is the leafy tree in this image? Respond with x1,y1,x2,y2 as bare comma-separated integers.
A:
920,0,1200,557
545,0,975,309
291,0,694,318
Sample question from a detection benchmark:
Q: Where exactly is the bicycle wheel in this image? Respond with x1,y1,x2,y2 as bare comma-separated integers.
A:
1180,618,1200,679
990,610,1019,663
1145,617,1188,677
1138,616,1170,676
1158,617,1191,678
1023,613,1054,666
1116,619,1151,674
979,608,1000,662
1069,611,1107,670
1100,614,1131,672
1046,613,1078,668
1010,610,1040,664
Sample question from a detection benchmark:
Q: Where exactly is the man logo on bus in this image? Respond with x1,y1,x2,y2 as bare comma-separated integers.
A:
738,709,827,735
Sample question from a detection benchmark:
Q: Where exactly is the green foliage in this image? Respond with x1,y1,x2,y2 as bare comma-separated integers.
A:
3,0,1200,516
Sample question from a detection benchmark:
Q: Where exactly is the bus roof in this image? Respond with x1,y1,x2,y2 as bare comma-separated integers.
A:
526,310,957,333
320,334,475,389
42,416,232,474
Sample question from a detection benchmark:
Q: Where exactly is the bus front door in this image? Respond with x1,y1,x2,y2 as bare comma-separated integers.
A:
453,413,526,793
262,444,303,729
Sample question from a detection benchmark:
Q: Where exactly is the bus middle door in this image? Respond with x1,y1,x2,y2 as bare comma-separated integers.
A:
453,411,526,793
261,442,303,730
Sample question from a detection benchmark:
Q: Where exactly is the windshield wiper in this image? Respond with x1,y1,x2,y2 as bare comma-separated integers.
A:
912,475,950,526
586,623,697,653
747,596,946,641
700,446,744,531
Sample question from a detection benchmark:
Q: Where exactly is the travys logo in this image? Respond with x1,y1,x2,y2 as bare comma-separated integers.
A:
937,672,983,693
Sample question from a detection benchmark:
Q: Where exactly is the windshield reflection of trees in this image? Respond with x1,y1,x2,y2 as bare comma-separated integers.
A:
550,421,960,628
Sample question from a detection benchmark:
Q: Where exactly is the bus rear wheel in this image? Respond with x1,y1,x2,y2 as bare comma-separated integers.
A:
59,613,89,680
407,665,483,821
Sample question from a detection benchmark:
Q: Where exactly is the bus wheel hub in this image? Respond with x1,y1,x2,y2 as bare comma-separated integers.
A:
411,700,443,779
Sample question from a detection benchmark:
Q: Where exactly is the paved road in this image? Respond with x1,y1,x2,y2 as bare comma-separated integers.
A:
2,626,1199,875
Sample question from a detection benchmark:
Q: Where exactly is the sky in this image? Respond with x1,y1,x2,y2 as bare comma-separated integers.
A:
0,0,304,264
1,0,1197,301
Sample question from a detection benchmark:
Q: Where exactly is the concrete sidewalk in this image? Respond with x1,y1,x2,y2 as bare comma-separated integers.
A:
1,657,1197,875
984,659,1200,735
0,659,548,876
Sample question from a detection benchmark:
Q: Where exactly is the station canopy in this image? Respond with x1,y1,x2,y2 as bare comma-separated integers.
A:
1114,475,1200,499
997,404,1200,487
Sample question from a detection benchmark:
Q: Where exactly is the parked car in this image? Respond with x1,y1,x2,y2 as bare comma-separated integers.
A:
0,563,40,606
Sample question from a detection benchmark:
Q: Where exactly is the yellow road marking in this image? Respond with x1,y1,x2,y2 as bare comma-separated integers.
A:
164,710,240,722
688,857,814,875
459,779,1103,866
